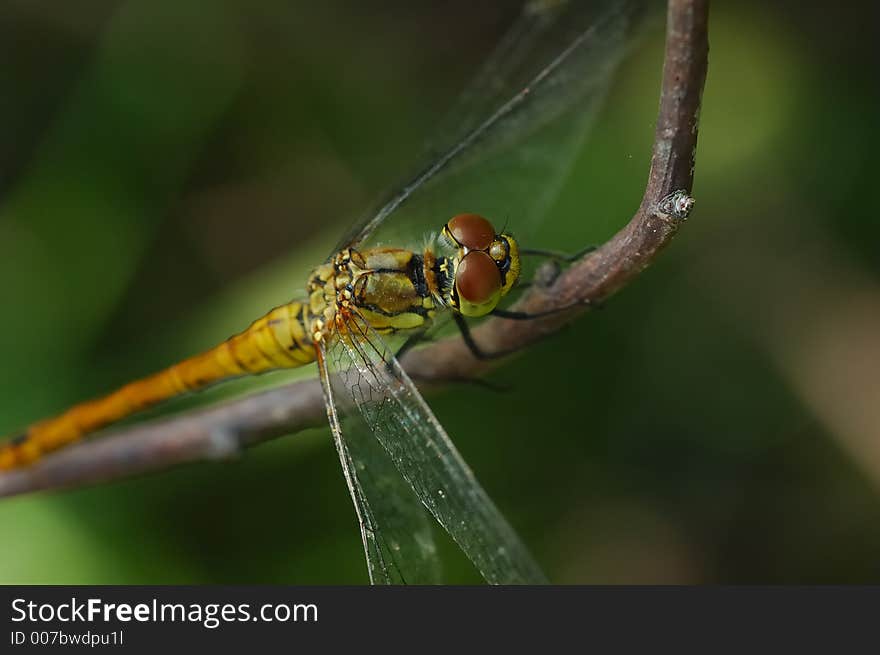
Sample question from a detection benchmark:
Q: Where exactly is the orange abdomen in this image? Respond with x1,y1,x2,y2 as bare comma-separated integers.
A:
0,302,315,470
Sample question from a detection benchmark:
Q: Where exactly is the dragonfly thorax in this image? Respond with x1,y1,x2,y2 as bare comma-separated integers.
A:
307,246,452,340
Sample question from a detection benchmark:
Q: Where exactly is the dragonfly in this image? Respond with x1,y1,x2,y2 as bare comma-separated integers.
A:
0,0,648,583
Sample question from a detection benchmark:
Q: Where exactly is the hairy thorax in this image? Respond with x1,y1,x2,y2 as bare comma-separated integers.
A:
306,246,453,342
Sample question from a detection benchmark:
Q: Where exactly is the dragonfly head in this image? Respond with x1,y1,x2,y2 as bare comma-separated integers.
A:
442,213,521,317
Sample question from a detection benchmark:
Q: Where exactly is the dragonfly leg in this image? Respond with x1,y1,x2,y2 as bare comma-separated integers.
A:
455,298,594,361
515,245,598,292
491,298,592,321
398,325,510,391
394,331,427,361
453,312,521,361
519,244,596,263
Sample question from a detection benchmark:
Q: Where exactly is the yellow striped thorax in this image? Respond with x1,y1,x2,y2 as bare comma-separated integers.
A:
308,246,445,338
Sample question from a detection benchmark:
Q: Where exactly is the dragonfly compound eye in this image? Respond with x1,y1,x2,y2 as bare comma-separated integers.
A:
445,213,495,251
455,250,502,317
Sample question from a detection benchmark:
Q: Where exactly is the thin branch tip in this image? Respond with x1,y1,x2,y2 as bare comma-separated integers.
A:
658,189,695,220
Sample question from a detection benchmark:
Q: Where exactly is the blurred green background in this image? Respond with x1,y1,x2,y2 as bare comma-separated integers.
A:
1,0,878,584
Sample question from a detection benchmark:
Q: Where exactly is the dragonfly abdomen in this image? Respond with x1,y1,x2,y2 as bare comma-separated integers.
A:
0,302,315,470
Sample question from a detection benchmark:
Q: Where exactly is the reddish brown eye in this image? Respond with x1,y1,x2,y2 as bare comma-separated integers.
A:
447,213,495,251
456,251,502,316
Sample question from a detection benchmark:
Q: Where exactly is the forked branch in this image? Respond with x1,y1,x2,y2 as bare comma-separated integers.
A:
0,0,709,498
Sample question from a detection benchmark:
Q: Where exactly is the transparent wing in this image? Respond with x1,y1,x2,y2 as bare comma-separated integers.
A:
325,307,547,584
316,340,441,584
331,0,649,256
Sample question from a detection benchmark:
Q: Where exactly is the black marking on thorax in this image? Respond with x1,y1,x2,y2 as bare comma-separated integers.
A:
367,254,429,299
434,256,455,302
408,254,428,298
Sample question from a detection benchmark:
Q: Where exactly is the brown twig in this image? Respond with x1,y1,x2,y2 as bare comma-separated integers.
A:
0,0,708,498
